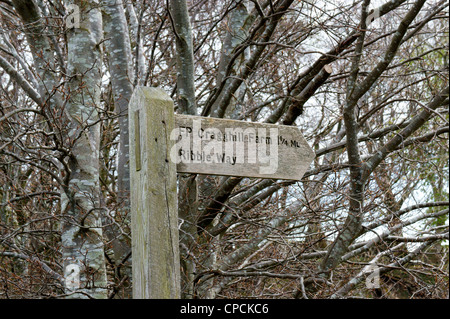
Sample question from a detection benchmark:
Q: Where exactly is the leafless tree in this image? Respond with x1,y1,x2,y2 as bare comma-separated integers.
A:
0,0,448,299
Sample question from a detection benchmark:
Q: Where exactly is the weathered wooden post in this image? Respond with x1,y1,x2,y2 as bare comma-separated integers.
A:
128,86,315,299
129,87,180,299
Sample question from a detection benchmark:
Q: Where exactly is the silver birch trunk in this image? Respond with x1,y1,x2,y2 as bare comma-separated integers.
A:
10,0,63,108
103,0,134,210
102,0,135,297
169,0,198,298
212,2,252,119
169,0,196,116
125,2,146,86
61,0,107,299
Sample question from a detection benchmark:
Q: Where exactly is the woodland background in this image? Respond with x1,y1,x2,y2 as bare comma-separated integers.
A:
0,0,448,299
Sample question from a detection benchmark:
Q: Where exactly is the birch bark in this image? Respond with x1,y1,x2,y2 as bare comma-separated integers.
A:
102,0,135,297
60,0,107,298
169,0,198,298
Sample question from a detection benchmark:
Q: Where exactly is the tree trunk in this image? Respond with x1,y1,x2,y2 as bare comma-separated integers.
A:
169,0,198,298
60,0,107,299
102,0,135,297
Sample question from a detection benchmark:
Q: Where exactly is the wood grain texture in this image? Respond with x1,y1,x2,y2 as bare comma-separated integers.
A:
173,114,315,180
129,87,180,299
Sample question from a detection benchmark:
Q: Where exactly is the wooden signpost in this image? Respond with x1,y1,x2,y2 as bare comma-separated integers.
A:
129,87,315,299
173,114,314,181
129,87,180,299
